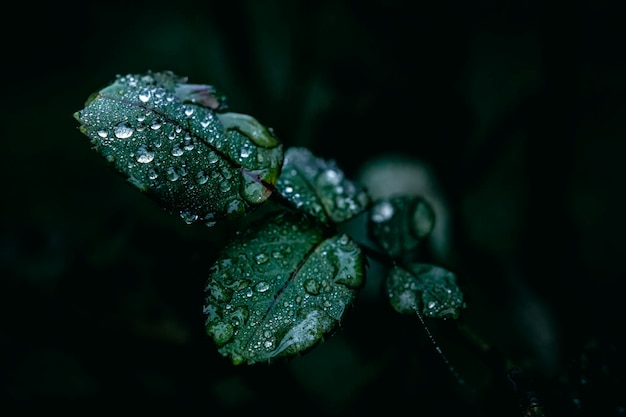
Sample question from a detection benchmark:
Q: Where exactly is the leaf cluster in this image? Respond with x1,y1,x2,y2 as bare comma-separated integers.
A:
74,71,465,365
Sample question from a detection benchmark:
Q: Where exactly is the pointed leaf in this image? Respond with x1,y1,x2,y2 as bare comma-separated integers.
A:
385,263,465,319
204,211,365,364
275,147,371,225
368,195,435,259
74,71,283,226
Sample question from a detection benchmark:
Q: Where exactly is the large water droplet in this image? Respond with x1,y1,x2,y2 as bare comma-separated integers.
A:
254,253,269,265
135,145,155,163
371,200,394,223
255,281,270,293
171,144,184,157
206,320,234,346
139,90,151,103
240,169,271,204
114,122,134,139
220,180,232,192
303,279,321,295
195,170,209,185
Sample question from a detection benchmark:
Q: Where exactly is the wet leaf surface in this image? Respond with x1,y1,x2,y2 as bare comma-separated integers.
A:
275,147,371,225
204,211,365,364
368,195,435,259
74,71,283,226
385,263,465,319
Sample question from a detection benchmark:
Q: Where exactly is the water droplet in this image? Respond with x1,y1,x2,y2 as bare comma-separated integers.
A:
139,90,151,103
171,145,184,157
371,200,394,223
303,279,320,295
135,145,155,163
208,152,220,164
97,129,108,138
206,280,233,303
195,170,209,185
240,145,252,158
317,169,342,186
180,211,198,224
254,253,269,264
148,168,158,179
166,166,180,181
227,199,246,216
220,180,232,192
206,320,234,346
229,305,249,327
255,281,270,293
184,107,194,116
150,121,162,130
114,122,134,139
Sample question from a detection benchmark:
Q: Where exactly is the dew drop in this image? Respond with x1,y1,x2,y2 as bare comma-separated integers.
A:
229,305,249,327
135,145,155,163
166,166,180,181
255,281,270,293
206,320,234,346
195,170,209,185
240,145,252,158
171,145,184,157
114,122,134,139
303,279,321,296
148,168,158,180
254,253,269,265
208,152,220,164
220,180,232,192
139,90,151,103
184,107,194,116
97,129,108,138
371,200,394,223
227,199,246,216
180,211,198,224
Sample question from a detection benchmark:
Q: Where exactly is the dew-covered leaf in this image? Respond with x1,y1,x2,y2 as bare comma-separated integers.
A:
274,147,371,225
204,211,365,365
368,195,435,259
386,263,465,319
73,71,283,226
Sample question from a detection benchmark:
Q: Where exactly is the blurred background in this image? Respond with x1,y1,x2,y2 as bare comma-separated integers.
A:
1,0,625,415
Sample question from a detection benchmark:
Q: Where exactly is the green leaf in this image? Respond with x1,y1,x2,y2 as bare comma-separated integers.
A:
204,211,365,365
73,71,283,226
275,147,371,225
385,263,465,319
368,195,435,259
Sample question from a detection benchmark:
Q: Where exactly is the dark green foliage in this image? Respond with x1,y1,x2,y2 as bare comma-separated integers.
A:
74,71,462,365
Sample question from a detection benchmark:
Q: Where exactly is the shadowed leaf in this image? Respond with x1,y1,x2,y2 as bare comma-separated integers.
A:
386,263,465,319
73,71,283,226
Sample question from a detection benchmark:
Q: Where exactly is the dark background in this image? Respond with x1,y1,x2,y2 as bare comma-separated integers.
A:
2,0,625,415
